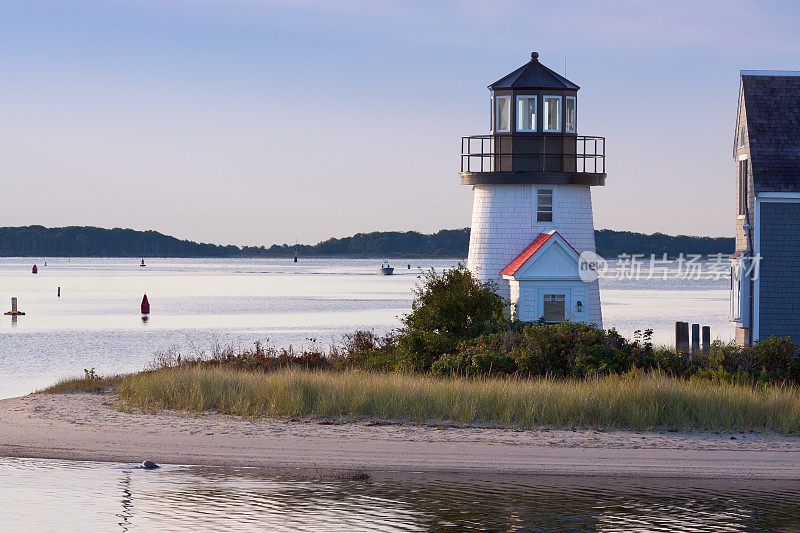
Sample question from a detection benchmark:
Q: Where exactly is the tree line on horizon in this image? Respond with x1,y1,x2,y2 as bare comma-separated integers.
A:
0,225,734,259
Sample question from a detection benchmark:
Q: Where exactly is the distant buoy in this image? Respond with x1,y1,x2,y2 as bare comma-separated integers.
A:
32,265,38,274
141,294,150,315
140,259,146,267
4,297,25,316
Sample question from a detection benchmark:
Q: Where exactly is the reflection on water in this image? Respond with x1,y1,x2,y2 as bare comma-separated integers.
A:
1,457,798,532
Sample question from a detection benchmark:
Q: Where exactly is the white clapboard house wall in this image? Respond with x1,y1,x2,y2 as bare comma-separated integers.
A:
459,52,606,326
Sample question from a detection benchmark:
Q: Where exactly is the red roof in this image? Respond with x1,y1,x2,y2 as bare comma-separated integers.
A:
499,231,580,276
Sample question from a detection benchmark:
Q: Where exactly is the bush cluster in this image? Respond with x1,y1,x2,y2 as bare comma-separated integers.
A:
430,322,800,385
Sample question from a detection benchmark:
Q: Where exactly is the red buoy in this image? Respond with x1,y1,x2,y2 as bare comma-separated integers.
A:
141,294,150,315
32,265,38,274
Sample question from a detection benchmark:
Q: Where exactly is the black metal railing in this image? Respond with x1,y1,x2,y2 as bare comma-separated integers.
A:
460,135,605,174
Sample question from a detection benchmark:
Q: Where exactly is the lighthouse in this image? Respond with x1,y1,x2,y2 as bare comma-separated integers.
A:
460,52,605,326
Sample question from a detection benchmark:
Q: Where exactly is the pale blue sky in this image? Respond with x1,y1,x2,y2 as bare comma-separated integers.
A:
2,0,800,245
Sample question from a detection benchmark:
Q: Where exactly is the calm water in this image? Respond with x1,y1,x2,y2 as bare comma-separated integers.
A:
0,257,733,399
1,457,798,532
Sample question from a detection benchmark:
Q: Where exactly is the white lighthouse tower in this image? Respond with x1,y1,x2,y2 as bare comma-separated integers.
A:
460,52,605,326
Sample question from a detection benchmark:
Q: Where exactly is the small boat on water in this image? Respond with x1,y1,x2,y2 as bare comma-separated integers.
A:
378,262,394,275
140,259,146,267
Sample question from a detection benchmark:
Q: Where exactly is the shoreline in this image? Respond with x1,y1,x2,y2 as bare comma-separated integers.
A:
2,392,799,479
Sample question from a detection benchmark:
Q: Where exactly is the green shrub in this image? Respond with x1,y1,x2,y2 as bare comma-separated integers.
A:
751,336,800,382
396,264,506,371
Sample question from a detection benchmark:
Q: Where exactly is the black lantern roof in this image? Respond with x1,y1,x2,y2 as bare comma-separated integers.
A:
489,52,579,91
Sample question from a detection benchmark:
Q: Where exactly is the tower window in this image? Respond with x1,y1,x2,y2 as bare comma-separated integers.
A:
496,96,510,132
543,96,561,132
565,97,576,133
537,188,553,222
739,126,746,147
516,95,536,132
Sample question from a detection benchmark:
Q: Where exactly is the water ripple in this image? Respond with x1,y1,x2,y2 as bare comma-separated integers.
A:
2,458,799,532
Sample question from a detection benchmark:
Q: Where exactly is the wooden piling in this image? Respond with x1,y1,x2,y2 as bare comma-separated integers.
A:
675,321,690,353
691,324,700,355
702,326,711,355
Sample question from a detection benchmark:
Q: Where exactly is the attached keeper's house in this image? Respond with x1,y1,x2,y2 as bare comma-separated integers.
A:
730,70,800,345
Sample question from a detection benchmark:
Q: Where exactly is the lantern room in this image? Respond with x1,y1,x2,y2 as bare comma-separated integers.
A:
461,52,606,185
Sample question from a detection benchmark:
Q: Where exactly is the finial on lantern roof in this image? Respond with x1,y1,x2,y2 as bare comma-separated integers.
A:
489,52,578,90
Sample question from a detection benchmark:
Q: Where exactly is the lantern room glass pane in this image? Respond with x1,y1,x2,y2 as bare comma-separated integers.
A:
496,96,510,132
565,97,576,133
544,96,561,132
516,96,536,132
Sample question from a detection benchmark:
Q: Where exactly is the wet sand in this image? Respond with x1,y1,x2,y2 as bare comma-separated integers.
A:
1,392,799,478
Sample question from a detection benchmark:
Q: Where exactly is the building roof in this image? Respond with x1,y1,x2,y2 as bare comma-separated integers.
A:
740,71,800,193
489,52,579,91
499,231,580,276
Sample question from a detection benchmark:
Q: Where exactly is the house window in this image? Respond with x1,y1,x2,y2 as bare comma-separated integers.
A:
496,96,510,132
516,95,536,132
739,160,748,216
729,257,752,326
543,96,561,132
543,294,566,323
537,188,553,222
565,97,576,133
730,266,740,320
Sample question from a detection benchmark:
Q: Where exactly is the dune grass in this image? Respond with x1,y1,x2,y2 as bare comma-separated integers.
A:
40,375,123,394
115,367,800,433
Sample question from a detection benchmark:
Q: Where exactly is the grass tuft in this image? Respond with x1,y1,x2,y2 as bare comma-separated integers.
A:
39,375,123,394
116,367,800,433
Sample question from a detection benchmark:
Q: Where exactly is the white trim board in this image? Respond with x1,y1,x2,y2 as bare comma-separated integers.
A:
754,196,760,342
757,192,800,200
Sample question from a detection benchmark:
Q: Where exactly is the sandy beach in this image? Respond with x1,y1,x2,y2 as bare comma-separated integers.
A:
1,392,799,478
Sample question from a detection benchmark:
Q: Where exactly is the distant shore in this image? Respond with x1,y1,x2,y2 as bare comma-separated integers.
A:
0,225,733,258
2,392,800,478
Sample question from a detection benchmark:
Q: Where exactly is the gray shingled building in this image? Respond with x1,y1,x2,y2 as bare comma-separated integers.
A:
730,70,800,346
